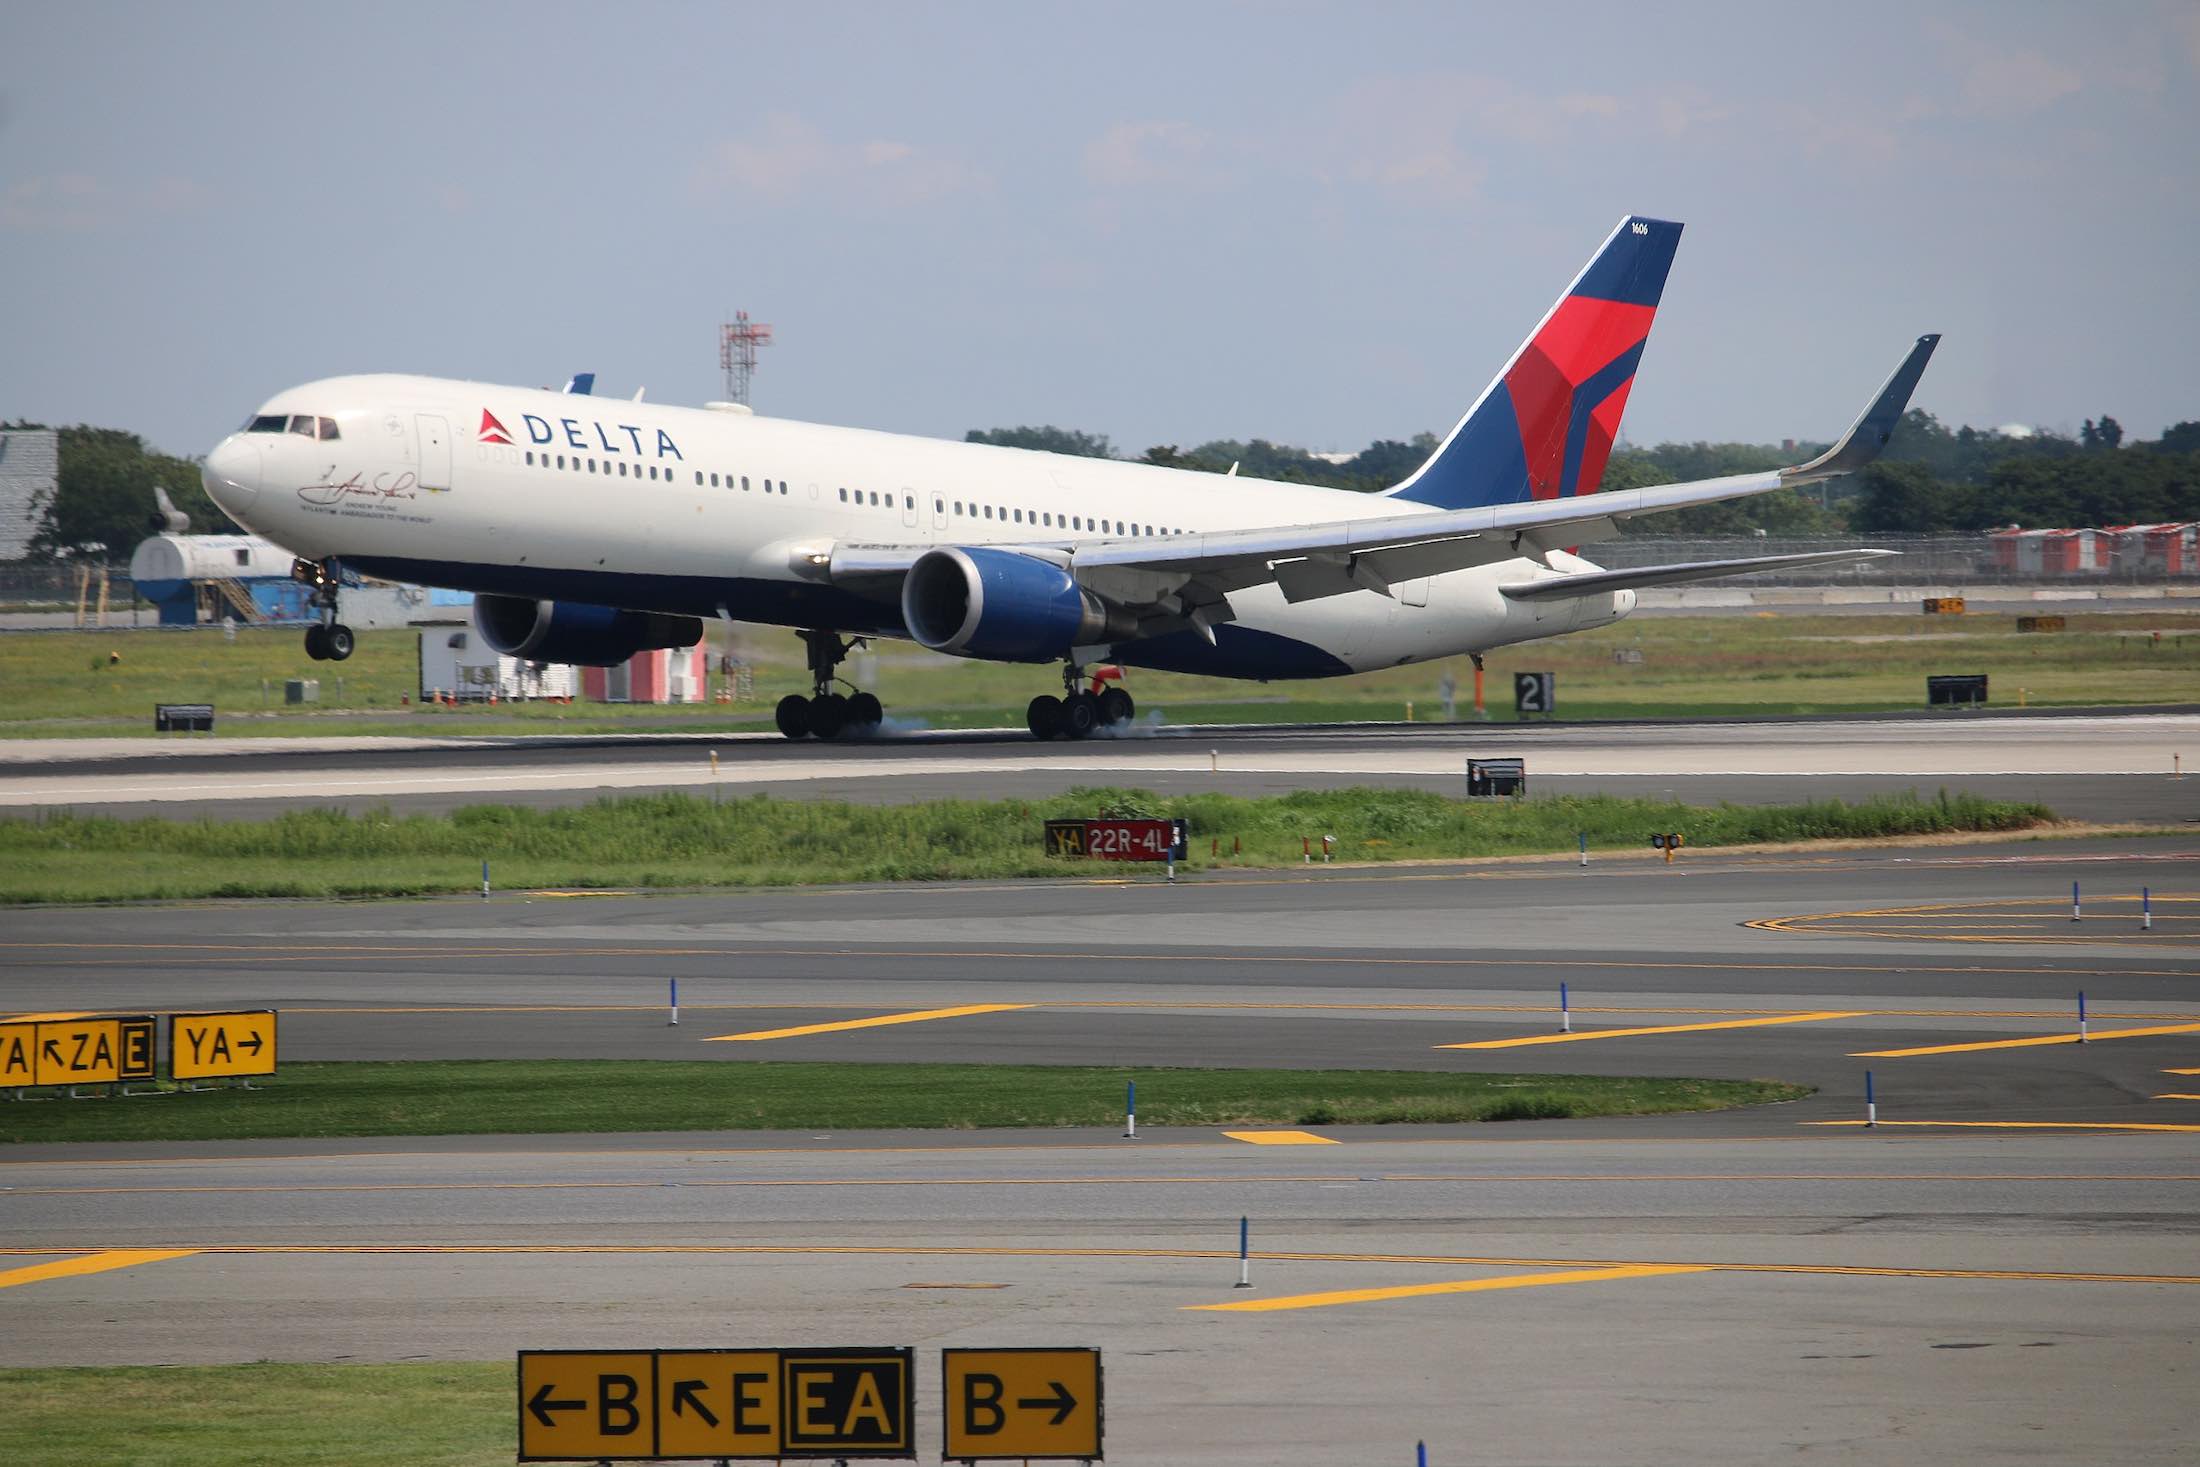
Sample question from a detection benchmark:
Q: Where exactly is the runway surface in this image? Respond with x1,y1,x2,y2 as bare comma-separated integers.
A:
5,829,2199,1461
5,709,2199,822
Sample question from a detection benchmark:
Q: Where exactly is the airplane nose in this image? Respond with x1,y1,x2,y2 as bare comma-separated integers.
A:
202,436,261,517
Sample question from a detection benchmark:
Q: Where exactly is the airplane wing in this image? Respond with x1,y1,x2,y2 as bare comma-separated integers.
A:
826,335,1938,634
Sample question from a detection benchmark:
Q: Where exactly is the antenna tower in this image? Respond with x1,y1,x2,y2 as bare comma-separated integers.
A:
719,310,774,405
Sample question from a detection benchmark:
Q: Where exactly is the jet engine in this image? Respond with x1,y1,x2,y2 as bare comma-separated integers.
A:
900,547,1133,662
473,594,702,667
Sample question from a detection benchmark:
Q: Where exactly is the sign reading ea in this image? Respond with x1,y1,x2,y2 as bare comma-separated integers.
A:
517,1347,914,1462
942,1348,1103,1461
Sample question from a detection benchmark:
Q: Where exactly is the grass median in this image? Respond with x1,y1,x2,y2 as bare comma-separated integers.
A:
0,1362,510,1467
0,786,2052,903
0,1060,1808,1144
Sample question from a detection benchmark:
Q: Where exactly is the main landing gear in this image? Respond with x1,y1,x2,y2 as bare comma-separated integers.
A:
774,629,884,740
1026,662,1134,740
295,558,354,662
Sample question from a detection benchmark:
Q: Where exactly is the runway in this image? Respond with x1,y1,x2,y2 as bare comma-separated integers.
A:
4,724,2199,1460
4,709,2198,822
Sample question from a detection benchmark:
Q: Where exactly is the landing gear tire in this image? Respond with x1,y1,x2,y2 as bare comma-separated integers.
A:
322,623,355,661
809,692,849,740
847,692,883,730
775,694,811,740
1062,692,1100,739
1026,694,1063,740
304,624,329,661
1097,687,1133,726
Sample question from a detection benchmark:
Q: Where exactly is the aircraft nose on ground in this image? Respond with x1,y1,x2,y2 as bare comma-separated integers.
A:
201,435,261,517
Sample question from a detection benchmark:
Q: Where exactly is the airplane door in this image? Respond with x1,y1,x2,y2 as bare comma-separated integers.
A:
415,414,452,491
901,488,919,529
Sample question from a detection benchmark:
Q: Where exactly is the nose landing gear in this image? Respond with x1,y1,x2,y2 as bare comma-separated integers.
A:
1027,662,1136,740
775,630,886,740
294,558,354,662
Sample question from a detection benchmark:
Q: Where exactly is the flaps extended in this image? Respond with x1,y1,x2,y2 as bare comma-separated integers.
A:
1499,548,1900,600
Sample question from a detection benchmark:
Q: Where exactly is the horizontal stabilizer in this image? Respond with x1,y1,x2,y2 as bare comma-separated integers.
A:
1498,549,1899,601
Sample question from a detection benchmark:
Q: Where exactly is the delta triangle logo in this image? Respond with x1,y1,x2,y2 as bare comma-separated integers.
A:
478,408,513,445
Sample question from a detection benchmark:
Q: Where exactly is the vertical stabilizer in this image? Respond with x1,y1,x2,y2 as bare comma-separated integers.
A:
1386,216,1681,510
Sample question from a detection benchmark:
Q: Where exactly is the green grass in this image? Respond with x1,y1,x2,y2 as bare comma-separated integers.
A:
0,1060,1808,1144
3,609,2193,737
0,787,2052,903
0,1362,511,1467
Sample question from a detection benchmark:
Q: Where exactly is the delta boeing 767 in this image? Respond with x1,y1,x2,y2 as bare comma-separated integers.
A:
199,217,1936,739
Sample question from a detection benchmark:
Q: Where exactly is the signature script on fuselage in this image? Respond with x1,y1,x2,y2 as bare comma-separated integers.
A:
298,470,419,507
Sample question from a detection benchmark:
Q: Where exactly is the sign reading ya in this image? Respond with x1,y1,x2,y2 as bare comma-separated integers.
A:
169,1010,277,1080
518,1347,914,1461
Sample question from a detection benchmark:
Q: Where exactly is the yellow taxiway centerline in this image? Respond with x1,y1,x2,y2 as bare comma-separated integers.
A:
1187,1263,1708,1312
1220,1130,1340,1145
2156,1094,2200,1101
1439,1010,1864,1050
0,1249,199,1291
0,1011,92,1022
2165,1068,2200,1076
5,1243,2197,1287
705,1003,1031,1042
1853,1022,2200,1058
1807,1119,2200,1134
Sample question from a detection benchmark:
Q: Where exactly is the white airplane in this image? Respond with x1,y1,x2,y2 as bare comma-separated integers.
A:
201,216,1936,740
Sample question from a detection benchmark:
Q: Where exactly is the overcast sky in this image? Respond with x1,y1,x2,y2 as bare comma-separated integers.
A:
4,1,2196,461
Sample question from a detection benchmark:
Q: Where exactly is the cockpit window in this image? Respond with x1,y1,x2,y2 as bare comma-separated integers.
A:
246,414,287,432
318,417,340,440
288,415,318,436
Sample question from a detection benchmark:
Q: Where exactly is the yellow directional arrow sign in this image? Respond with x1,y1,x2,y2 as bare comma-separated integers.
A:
655,1350,782,1458
169,1010,276,1080
517,1351,656,1462
518,1348,913,1461
942,1348,1103,1461
0,1016,157,1087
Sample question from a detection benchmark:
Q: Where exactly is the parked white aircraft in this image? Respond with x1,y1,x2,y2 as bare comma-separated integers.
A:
201,216,1935,739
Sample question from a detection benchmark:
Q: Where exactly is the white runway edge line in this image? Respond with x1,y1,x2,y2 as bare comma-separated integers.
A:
3,715,2195,808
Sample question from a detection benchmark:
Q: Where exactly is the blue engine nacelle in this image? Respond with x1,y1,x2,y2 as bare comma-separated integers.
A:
474,594,702,667
901,547,1132,662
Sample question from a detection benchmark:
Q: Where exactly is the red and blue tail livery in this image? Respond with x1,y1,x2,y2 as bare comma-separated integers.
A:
1387,215,1682,511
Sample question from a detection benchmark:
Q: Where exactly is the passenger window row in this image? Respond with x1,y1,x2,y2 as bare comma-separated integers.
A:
945,499,1180,538
524,450,677,481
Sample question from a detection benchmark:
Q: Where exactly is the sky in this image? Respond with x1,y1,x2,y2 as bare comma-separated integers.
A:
4,1,2196,461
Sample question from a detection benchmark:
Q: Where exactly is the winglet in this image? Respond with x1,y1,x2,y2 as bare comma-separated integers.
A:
1782,334,1940,485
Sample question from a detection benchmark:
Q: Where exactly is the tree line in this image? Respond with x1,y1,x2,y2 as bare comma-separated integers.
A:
970,412,2200,536
4,421,240,562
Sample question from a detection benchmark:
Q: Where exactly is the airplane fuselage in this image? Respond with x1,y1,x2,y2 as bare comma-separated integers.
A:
204,373,1628,678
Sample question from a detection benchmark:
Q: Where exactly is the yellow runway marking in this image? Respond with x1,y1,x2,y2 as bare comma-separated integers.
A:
7,940,2198,983
1186,1263,1706,1313
705,1003,1031,1041
6,1244,2197,1287
0,1249,198,1290
1808,1120,2200,1134
1220,1130,1340,1145
1854,1022,2200,1057
1,1011,92,1022
15,1171,2196,1199
2156,1094,2200,1101
1749,895,2200,946
1439,1010,1864,1049
2166,1068,2200,1076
